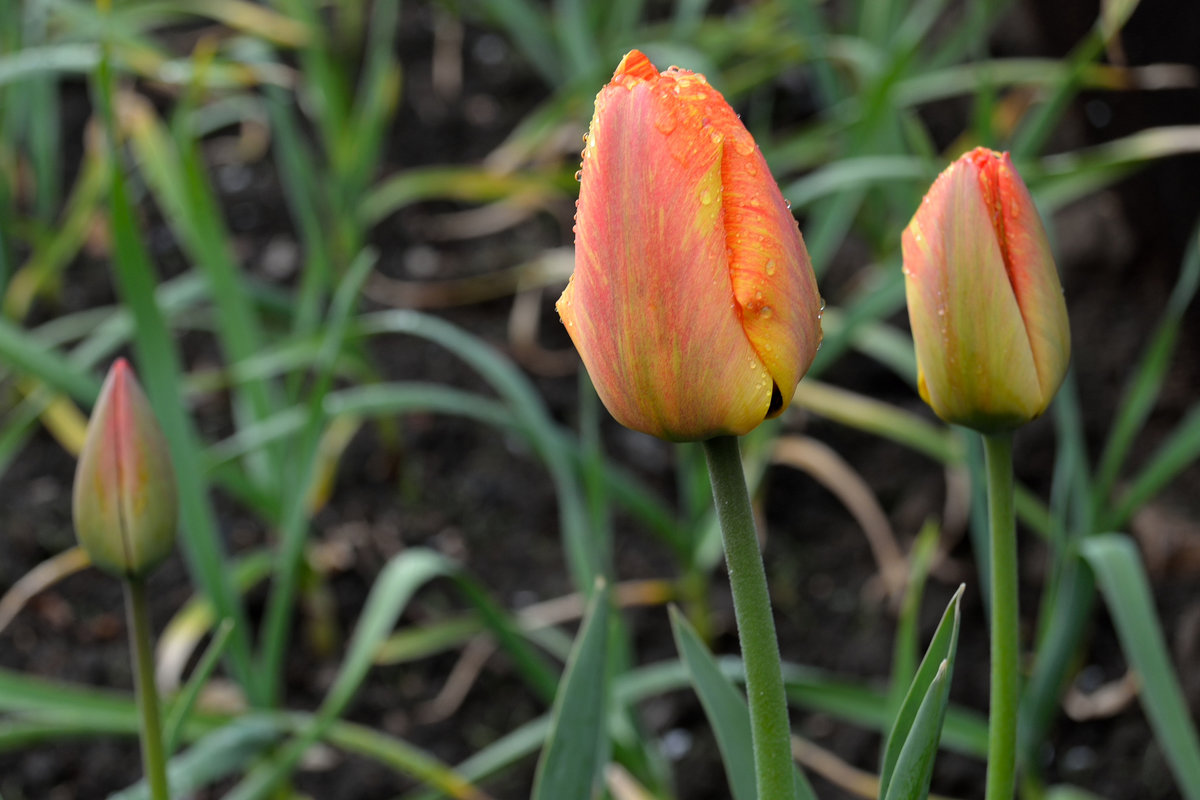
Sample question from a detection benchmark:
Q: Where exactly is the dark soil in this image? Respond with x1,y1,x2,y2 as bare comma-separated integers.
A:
2,1,1200,799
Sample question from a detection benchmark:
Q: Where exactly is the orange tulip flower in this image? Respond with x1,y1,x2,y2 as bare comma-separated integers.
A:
558,50,823,441
903,148,1070,432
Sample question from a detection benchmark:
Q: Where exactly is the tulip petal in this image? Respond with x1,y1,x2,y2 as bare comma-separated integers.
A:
560,60,770,440
717,111,822,416
977,150,1071,402
903,158,1043,431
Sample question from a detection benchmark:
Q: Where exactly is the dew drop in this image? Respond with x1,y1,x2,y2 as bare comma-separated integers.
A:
654,108,678,135
818,296,826,311
755,290,763,300
784,199,792,210
734,139,754,156
746,163,758,176
749,197,761,207
710,130,723,144
574,169,583,181
700,188,713,205
765,259,776,276
760,305,773,318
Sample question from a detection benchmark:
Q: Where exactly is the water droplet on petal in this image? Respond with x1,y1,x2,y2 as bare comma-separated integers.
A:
761,306,773,318
765,259,776,276
654,107,677,135
574,169,582,181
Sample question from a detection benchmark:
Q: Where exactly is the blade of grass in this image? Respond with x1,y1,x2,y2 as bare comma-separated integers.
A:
258,249,375,703
1093,219,1200,521
1109,401,1200,530
530,579,611,800
91,34,260,702
225,549,455,800
1081,534,1200,798
126,93,284,487
109,717,280,800
162,619,236,755
888,521,943,709
356,310,601,593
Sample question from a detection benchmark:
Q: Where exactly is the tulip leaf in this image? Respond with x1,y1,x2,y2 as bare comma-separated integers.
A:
531,579,611,800
669,607,817,800
879,585,964,798
1080,534,1200,799
883,659,952,800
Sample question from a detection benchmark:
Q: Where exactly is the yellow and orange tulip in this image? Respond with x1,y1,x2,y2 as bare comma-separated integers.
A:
902,148,1070,433
72,359,178,578
558,51,823,441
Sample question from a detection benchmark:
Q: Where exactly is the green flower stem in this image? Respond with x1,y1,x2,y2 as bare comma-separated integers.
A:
125,577,170,800
983,431,1018,800
703,435,795,800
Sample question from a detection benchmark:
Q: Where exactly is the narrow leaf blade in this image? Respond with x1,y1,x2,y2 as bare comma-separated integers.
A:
1081,534,1200,799
879,585,964,796
531,579,611,800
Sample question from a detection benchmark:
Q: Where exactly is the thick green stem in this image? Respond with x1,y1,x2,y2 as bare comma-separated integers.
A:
983,431,1018,800
125,578,170,800
703,435,795,800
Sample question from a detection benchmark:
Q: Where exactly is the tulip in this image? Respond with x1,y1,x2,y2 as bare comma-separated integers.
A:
902,147,1070,433
72,359,177,578
557,50,823,442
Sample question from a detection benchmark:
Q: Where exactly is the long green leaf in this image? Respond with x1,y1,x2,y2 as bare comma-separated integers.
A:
879,585,963,797
670,607,756,800
670,607,817,800
1080,534,1200,799
883,660,951,800
531,579,611,800
92,39,259,700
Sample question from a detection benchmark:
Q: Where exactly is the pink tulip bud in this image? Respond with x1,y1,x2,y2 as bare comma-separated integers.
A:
902,148,1071,432
72,359,177,578
557,51,823,442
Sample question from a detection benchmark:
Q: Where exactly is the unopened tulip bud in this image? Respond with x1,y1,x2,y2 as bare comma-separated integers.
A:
72,359,177,578
558,50,823,442
902,148,1070,432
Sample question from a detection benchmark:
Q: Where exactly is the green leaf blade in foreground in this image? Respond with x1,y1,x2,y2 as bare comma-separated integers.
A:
531,579,611,800
669,607,817,800
883,660,951,800
1080,534,1200,800
879,585,964,799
